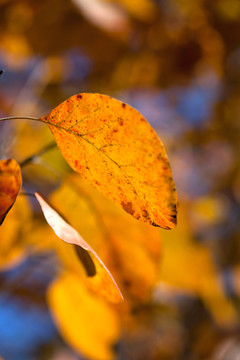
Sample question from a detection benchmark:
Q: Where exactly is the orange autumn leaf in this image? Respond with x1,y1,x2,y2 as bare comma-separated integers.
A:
0,159,22,225
40,93,177,229
35,192,123,303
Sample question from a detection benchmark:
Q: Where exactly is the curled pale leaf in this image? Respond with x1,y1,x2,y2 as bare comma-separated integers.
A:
0,159,22,225
41,93,177,229
35,192,123,303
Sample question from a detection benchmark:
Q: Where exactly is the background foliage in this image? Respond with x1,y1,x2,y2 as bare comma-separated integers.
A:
0,0,240,359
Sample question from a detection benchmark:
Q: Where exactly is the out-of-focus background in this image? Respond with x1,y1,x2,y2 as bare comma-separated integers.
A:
0,0,240,359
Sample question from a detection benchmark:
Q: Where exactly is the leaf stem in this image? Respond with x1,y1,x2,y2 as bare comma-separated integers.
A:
0,116,43,122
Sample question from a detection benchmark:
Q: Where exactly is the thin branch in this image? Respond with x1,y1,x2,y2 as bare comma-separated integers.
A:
0,116,43,122
19,192,36,198
20,141,56,167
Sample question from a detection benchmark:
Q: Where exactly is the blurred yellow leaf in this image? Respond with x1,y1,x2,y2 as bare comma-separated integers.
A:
51,174,162,302
159,206,238,326
111,53,160,89
0,159,22,225
13,122,70,189
0,195,31,269
0,33,31,69
14,122,53,161
41,93,177,229
190,195,226,228
47,272,120,360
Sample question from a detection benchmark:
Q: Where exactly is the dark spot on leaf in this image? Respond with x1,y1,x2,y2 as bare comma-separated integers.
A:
151,222,160,227
95,180,101,186
171,212,177,225
121,201,134,215
119,119,124,126
122,103,126,108
142,209,150,221
77,94,82,99
5,159,12,165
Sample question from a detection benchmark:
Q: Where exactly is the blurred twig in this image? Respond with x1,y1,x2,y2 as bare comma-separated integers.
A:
20,141,56,167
